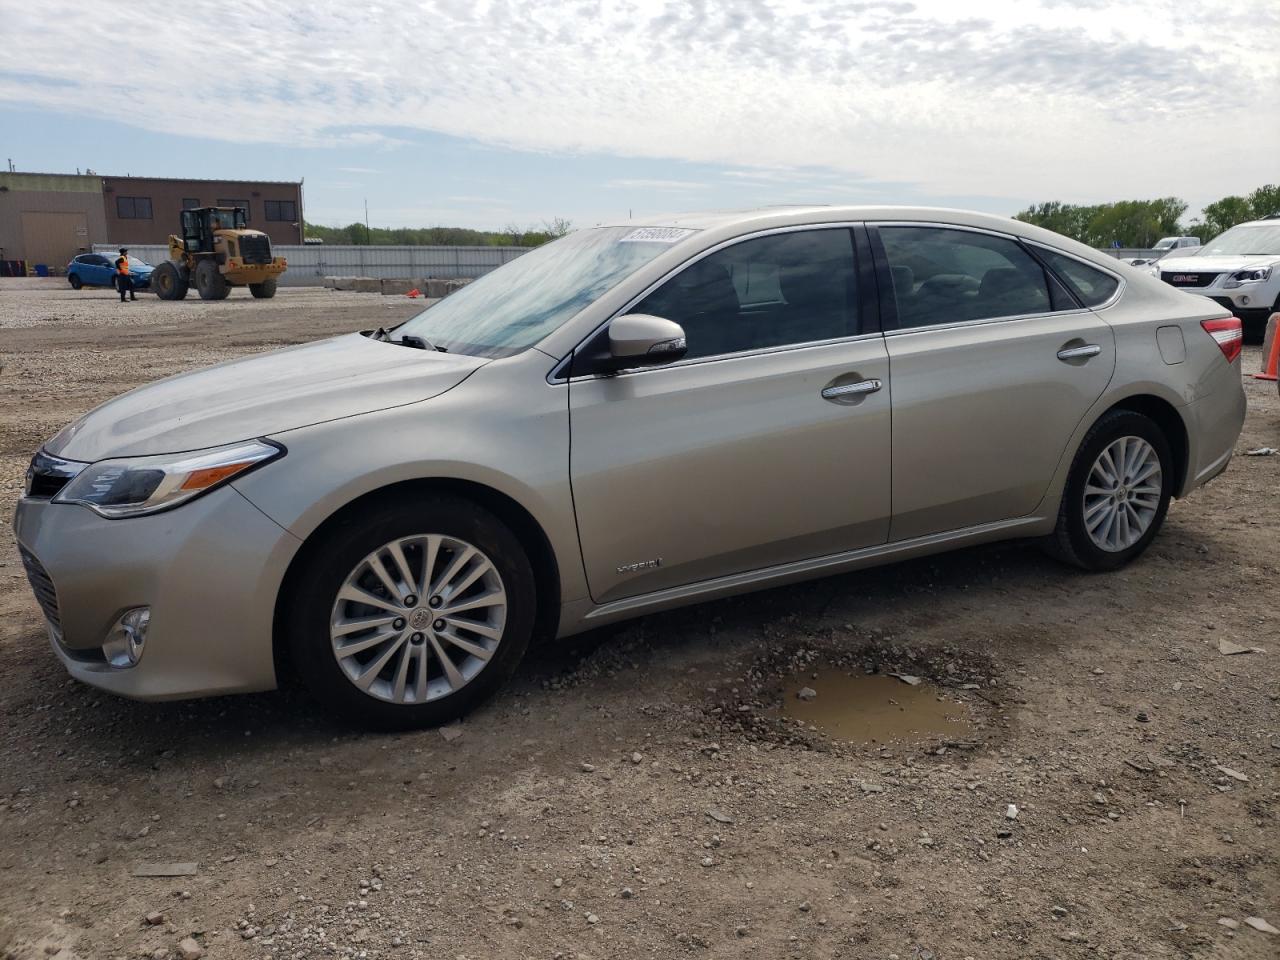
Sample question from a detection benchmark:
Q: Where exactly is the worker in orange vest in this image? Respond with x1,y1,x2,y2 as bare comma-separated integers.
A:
115,247,135,302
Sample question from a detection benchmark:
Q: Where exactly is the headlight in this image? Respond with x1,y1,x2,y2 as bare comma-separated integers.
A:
1148,264,1161,278
54,439,283,518
1223,266,1272,288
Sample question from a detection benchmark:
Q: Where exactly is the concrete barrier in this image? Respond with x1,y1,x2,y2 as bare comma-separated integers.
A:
327,276,374,291
326,275,477,296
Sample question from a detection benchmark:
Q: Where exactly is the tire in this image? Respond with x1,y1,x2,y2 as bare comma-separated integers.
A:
284,496,536,729
1045,409,1174,571
194,259,230,300
249,278,278,299
68,274,83,290
151,261,189,301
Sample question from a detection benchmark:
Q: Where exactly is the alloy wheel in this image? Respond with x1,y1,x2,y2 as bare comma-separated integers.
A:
1082,435,1162,552
329,534,507,704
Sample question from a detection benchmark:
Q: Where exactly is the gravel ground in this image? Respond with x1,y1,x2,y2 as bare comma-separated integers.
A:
0,280,1277,960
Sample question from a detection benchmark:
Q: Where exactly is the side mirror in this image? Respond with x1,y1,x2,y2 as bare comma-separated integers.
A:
572,314,687,376
609,314,687,365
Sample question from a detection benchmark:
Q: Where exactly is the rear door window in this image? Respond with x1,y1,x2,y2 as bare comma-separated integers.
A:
634,228,859,360
877,226,1069,329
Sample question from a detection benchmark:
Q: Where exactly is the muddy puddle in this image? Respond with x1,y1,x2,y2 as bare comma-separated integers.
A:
779,670,973,745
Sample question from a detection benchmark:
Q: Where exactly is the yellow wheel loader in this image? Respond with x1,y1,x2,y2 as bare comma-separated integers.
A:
150,206,287,301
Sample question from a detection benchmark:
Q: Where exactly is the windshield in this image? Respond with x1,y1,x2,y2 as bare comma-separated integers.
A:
1199,224,1280,257
1154,238,1176,250
209,209,246,230
394,227,691,358
126,256,151,268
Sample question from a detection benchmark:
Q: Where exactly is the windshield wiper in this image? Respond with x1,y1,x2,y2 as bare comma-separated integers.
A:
397,334,447,352
368,327,447,352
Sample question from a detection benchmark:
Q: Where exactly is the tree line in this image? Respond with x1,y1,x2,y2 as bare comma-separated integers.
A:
1014,184,1279,248
303,217,572,247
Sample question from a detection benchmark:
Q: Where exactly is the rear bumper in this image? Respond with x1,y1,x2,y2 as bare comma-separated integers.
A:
1180,366,1246,496
230,259,287,282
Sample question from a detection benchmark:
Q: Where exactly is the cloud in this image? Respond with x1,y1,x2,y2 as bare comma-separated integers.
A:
606,179,707,190
2,0,1276,206
337,166,381,174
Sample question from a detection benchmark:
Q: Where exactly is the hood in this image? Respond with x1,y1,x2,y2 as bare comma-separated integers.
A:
48,333,486,461
1158,253,1280,272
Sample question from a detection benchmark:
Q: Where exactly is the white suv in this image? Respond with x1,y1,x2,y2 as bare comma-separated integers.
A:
1154,236,1202,253
1154,218,1280,339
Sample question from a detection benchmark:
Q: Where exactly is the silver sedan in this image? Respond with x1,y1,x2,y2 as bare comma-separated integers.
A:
16,206,1246,727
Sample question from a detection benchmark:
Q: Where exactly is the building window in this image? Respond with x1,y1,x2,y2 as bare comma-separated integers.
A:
264,200,297,222
182,198,201,210
217,199,250,221
116,196,153,219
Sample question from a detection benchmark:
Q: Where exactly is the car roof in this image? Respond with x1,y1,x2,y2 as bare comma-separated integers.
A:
608,205,1118,271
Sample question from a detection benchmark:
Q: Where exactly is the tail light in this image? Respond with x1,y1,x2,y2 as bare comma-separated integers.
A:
1201,317,1243,364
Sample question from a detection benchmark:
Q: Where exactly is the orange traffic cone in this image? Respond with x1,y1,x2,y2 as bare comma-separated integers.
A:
1256,312,1280,382
406,288,421,299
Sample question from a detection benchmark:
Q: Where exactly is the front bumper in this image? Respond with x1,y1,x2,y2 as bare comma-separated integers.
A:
12,486,300,700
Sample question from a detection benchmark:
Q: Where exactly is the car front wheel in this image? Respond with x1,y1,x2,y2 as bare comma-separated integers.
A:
285,496,536,729
68,274,83,290
1047,409,1173,571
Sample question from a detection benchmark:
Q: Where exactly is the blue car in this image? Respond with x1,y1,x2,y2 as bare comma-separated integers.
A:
66,253,154,291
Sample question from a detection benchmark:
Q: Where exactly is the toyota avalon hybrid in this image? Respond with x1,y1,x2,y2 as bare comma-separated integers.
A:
16,206,1246,727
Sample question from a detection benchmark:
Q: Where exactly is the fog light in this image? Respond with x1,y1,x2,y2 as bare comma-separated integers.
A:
102,606,150,668
1239,295,1251,306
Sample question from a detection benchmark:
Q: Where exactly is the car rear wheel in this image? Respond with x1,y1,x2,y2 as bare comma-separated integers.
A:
68,274,83,290
285,496,536,729
1046,409,1173,571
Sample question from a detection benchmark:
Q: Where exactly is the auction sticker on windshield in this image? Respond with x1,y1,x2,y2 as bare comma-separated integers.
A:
619,227,696,243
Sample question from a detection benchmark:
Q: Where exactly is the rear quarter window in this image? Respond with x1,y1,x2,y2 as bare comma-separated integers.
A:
1036,249,1120,307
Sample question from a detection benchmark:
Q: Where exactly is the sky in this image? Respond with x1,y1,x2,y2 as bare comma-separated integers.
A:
1,0,1277,232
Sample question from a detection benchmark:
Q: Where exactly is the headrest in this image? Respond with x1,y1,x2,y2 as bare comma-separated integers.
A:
889,265,914,297
979,267,1029,299
779,264,849,309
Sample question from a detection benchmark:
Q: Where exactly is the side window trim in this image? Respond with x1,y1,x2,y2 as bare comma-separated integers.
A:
1018,239,1085,311
560,222,876,380
866,222,1095,335
852,224,883,336
866,225,899,332
1026,242,1126,311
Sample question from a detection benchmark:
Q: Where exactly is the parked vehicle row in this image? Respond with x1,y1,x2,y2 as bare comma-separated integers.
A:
19,206,1245,728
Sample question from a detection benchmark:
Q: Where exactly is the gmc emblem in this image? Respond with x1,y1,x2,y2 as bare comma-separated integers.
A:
1170,275,1198,283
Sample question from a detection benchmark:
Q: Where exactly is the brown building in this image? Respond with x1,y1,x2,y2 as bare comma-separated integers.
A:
102,175,304,246
0,172,109,271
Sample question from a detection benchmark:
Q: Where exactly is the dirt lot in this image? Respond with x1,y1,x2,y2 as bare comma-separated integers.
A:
0,280,1276,960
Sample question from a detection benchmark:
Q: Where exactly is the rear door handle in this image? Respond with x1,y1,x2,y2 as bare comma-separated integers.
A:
821,378,882,400
1057,344,1102,361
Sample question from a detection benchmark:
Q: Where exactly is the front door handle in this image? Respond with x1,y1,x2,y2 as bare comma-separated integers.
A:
1057,344,1102,361
822,378,882,401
